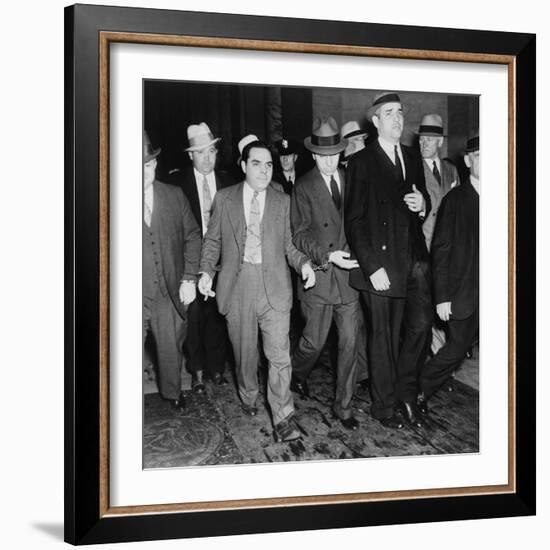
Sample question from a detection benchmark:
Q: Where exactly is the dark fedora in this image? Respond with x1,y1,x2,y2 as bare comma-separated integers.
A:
464,135,479,152
304,117,347,155
143,131,161,163
418,114,445,137
366,91,403,120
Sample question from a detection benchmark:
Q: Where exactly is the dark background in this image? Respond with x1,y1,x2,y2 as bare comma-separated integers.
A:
144,80,478,181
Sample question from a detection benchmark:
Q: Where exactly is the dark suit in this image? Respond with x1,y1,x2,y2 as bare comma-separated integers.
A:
143,181,202,399
345,140,433,419
200,183,309,425
173,167,234,378
419,179,479,398
291,166,360,420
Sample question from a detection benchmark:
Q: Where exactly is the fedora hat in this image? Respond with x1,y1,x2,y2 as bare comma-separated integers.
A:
341,120,368,140
366,91,403,120
418,114,445,136
464,135,479,153
143,131,161,163
304,117,347,155
184,122,221,152
273,138,300,156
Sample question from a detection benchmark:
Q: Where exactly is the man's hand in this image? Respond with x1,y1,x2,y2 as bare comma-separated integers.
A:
404,184,426,213
301,262,316,289
198,273,216,300
179,281,196,306
328,250,360,270
369,267,391,291
436,301,452,322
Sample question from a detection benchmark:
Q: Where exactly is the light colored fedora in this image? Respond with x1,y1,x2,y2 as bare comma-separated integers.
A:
366,91,404,120
143,131,161,163
184,122,221,152
341,120,368,140
418,114,445,136
304,117,347,155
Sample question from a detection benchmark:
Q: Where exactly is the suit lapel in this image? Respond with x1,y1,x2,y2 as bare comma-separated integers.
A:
187,169,202,229
261,186,278,246
312,167,341,225
227,183,246,250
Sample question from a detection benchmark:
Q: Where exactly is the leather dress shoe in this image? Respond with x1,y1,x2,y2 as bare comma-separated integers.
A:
416,393,429,415
399,401,424,428
337,416,360,430
192,370,206,394
273,419,301,442
168,392,186,413
241,403,258,417
443,376,456,392
290,375,310,398
380,412,404,429
212,372,228,386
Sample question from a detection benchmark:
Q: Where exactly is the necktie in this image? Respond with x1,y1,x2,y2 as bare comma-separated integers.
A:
432,160,442,186
330,175,341,211
244,191,262,263
394,145,404,181
202,176,213,230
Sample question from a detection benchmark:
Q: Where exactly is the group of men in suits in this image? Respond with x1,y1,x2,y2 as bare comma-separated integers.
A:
142,90,480,441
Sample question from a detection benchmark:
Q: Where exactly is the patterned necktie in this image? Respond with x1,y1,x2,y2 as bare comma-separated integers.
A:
330,175,341,211
432,160,442,186
394,145,404,181
244,191,262,263
202,176,213,230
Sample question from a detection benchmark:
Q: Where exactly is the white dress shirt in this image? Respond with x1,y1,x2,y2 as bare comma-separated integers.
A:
319,169,342,197
144,182,154,225
194,168,217,235
243,182,266,225
378,136,406,179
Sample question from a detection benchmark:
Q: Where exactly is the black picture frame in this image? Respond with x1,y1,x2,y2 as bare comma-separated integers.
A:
65,3,536,545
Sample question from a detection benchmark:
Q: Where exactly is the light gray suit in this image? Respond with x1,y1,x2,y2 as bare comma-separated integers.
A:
422,158,459,251
200,182,310,424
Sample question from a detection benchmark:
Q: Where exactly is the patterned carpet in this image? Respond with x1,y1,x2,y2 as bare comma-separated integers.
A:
144,348,479,468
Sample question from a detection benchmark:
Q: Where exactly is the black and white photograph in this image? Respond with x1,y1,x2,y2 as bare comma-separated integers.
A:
142,80,480,468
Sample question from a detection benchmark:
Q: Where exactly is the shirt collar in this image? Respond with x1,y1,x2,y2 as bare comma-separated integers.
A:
318,169,340,186
378,135,401,158
243,181,266,196
194,168,214,185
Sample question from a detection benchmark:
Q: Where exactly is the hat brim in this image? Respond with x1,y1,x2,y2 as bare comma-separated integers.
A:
417,131,446,137
304,137,347,155
344,130,368,140
144,147,161,163
367,101,407,121
184,137,221,152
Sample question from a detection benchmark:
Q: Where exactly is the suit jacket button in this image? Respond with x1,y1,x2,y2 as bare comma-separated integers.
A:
324,223,328,227
329,243,333,248
382,221,387,226
381,245,387,251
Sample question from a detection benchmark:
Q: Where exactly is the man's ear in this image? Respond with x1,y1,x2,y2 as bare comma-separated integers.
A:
437,137,444,149
464,154,471,168
372,115,380,130
240,160,247,174
187,151,193,162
